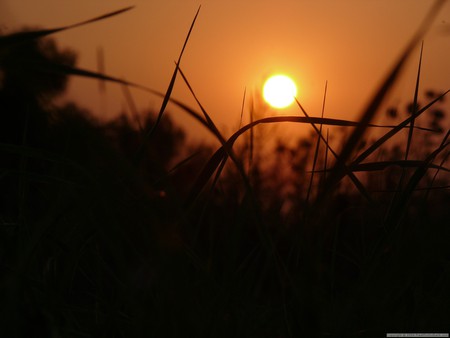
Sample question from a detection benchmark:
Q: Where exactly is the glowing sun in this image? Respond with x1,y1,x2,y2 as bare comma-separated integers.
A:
263,74,297,109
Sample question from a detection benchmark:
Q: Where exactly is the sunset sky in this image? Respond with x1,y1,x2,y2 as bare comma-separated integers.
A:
1,0,449,144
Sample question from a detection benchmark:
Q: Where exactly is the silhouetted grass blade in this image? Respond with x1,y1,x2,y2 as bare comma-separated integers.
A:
405,41,424,161
185,147,226,208
177,67,223,141
239,87,247,129
186,115,398,207
0,6,134,49
295,98,373,202
350,90,449,167
135,6,202,164
306,81,328,205
178,65,259,214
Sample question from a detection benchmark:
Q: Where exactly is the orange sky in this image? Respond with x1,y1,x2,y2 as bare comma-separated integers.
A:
1,0,449,145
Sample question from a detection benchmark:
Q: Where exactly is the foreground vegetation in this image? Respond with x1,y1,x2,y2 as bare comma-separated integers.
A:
0,4,449,337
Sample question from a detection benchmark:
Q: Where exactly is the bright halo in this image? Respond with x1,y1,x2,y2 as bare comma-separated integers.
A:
263,74,297,109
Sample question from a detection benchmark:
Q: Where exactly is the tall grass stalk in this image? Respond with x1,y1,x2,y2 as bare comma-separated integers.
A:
135,6,202,164
305,81,328,206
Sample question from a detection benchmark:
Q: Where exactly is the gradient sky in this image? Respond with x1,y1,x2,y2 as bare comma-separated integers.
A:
1,0,449,144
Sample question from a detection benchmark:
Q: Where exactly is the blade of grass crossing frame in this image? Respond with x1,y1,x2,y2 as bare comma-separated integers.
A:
306,81,327,205
66,6,135,31
295,98,373,203
405,41,424,161
249,97,255,176
177,67,223,140
239,87,247,129
178,66,259,192
323,129,330,189
135,6,201,164
387,42,426,223
177,66,256,210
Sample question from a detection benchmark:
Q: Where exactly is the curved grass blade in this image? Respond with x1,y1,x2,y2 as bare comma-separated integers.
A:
239,87,247,129
177,66,249,181
135,6,201,164
186,110,433,208
393,42,426,199
295,98,373,202
218,115,412,131
306,81,328,205
177,73,246,209
405,41,424,161
186,115,400,207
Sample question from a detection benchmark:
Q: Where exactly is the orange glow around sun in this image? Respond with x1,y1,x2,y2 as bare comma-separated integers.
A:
262,74,297,109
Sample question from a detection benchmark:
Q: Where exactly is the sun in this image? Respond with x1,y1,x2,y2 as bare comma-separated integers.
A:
263,74,297,109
